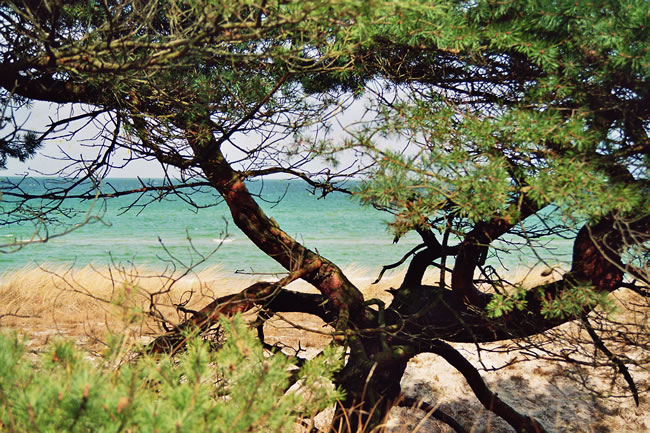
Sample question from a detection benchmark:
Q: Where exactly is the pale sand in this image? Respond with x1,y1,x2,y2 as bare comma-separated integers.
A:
1,264,648,432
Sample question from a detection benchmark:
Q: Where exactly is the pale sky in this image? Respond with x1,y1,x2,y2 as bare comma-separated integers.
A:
2,98,375,179
3,101,176,178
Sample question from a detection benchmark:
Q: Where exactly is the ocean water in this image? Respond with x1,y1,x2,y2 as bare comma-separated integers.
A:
0,177,573,277
0,177,424,275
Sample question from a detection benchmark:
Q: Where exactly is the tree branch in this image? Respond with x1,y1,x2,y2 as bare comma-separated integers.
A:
185,120,367,324
582,314,639,406
147,259,324,354
399,396,470,433
428,340,548,433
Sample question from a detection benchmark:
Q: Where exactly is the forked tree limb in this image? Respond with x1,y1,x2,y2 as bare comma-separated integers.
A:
427,340,548,433
450,203,538,307
407,215,646,344
400,226,460,289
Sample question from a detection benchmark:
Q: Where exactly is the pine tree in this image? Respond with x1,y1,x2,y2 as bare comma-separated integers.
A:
1,1,648,431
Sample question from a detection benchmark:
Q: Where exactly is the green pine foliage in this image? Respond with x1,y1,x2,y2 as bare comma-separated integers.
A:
346,0,648,236
0,315,343,433
539,283,616,319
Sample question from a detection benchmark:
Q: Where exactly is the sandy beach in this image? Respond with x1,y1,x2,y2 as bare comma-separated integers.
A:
1,264,648,432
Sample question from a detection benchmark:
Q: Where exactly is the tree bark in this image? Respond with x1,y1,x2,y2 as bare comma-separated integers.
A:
185,122,367,323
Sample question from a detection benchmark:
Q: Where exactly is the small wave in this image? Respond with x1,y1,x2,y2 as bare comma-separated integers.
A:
213,238,234,244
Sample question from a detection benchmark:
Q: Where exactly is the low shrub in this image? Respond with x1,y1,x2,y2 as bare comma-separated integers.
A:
0,315,343,433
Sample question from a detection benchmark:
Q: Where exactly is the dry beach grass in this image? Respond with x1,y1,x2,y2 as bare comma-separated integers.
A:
0,264,648,432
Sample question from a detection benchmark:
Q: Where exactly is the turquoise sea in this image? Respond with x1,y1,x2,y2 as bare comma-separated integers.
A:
0,178,423,275
0,177,573,277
